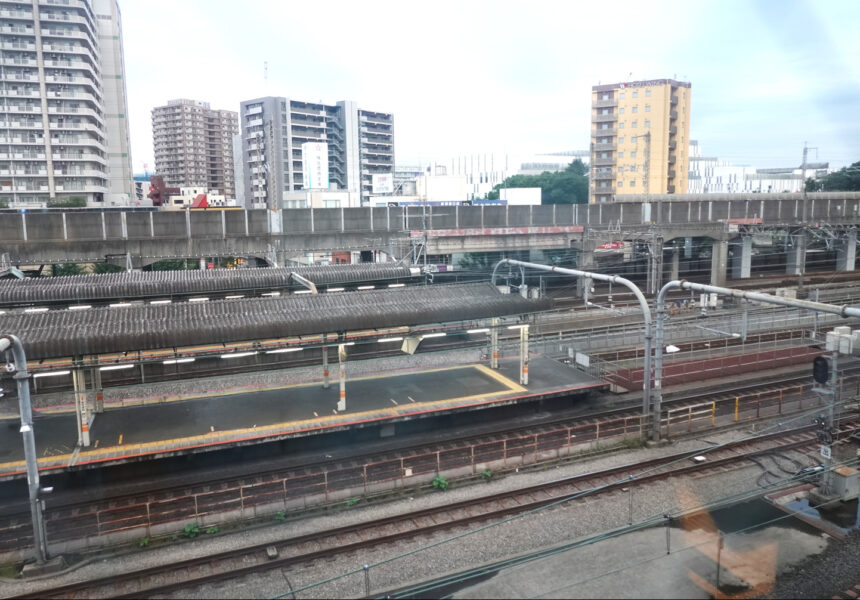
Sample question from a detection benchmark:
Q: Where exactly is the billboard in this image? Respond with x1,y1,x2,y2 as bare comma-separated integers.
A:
301,142,329,190
372,173,394,194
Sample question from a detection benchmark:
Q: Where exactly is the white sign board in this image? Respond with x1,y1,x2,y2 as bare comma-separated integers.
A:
575,352,590,368
372,173,394,194
820,445,832,459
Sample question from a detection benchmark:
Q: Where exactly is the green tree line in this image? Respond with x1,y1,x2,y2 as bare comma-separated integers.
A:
487,159,589,204
807,160,860,192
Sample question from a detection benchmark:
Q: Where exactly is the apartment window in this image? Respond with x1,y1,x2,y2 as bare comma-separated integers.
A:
632,106,638,113
630,179,636,186
620,92,625,99
619,107,625,115
618,137,624,144
632,91,638,98
645,105,651,112
631,151,637,158
645,120,651,128
619,122,624,129
645,89,651,97
631,136,637,143
618,151,624,158
632,121,638,128
617,181,623,187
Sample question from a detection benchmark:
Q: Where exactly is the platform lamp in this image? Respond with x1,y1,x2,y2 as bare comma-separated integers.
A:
0,334,49,564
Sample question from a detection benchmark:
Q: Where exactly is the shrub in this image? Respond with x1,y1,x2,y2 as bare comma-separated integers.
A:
275,511,286,522
183,523,200,538
432,476,449,492
481,469,493,481
139,537,150,548
205,526,219,535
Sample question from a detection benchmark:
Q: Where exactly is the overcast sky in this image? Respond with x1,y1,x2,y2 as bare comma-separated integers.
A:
121,0,860,173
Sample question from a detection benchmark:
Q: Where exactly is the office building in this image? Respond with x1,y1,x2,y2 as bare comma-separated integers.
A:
238,96,393,207
151,99,239,198
0,0,133,207
590,79,691,202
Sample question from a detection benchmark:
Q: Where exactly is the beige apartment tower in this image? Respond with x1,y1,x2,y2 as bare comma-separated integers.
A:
152,99,239,198
590,79,691,203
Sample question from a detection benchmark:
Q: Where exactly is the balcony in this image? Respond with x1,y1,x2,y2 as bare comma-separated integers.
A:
0,42,36,51
0,9,34,20
668,140,676,151
668,169,676,179
668,154,676,164
592,142,616,152
591,126,615,137
671,96,678,105
592,157,616,167
670,110,678,120
593,171,615,181
669,125,677,135
667,185,676,193
0,57,37,67
593,113,617,123
592,97,617,109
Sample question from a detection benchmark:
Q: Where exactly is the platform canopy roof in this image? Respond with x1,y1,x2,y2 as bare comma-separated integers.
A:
0,283,551,360
0,264,418,306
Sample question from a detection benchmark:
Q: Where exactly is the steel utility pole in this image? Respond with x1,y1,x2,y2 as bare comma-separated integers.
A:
0,334,49,564
797,142,817,299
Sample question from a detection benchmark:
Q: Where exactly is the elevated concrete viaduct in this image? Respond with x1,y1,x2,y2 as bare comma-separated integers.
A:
2,193,859,287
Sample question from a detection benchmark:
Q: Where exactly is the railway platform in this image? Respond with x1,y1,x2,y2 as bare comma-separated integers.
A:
0,356,605,479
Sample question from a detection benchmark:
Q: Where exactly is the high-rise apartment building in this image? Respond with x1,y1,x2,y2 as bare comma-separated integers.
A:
238,96,393,208
590,79,691,203
151,99,239,198
0,0,133,207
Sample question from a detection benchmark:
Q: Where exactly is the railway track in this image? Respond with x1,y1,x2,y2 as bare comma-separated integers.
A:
16,418,860,600
1,368,854,558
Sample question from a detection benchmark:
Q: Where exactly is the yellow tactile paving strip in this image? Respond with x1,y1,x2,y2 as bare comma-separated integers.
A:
0,364,530,477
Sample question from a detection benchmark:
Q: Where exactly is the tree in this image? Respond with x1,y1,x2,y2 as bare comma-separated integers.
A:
0,198,8,209
53,263,85,276
150,259,198,271
47,197,86,208
92,262,125,274
809,161,860,192
487,159,589,204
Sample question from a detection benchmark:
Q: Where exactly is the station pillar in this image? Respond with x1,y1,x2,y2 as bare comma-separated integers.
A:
670,244,680,282
519,325,529,385
72,369,91,447
322,346,330,389
337,344,347,412
786,234,806,275
709,239,728,287
490,317,500,369
90,367,103,413
731,236,753,279
684,237,693,259
837,230,857,272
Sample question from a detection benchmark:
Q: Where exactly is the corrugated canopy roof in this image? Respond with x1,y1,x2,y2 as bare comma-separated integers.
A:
0,264,417,305
0,283,551,360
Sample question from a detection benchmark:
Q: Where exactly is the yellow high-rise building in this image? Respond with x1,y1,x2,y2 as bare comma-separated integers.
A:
590,79,691,203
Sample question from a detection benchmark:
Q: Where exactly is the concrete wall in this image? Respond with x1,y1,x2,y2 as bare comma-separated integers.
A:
4,193,860,264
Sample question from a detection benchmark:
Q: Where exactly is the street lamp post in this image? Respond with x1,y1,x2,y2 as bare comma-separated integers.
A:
0,334,48,564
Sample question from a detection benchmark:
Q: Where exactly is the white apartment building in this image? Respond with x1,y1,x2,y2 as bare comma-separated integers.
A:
238,96,394,208
151,99,239,199
0,0,133,208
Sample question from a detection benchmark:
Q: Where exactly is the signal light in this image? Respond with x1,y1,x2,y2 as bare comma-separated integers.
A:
812,356,831,385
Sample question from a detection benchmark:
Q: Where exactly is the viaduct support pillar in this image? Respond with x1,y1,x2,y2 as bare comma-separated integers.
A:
786,235,806,275
709,239,728,287
72,368,91,447
576,241,595,299
731,237,753,279
837,230,857,272
336,344,347,412
670,244,680,282
646,237,664,296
